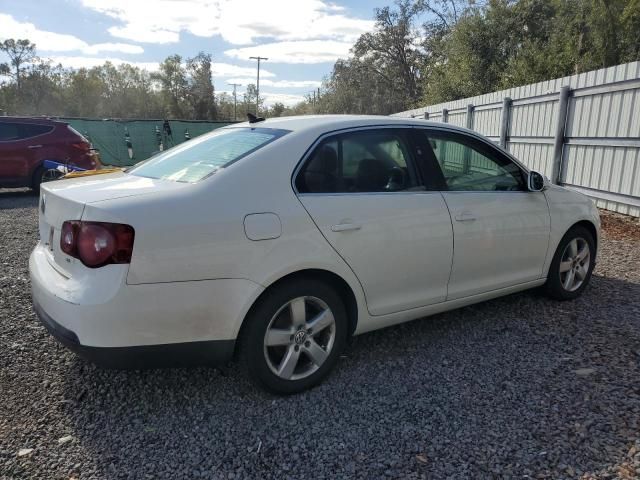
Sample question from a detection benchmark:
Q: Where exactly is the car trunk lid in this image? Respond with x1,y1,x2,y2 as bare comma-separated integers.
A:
38,172,187,276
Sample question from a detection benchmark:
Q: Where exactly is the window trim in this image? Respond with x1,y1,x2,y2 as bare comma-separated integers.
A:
412,126,530,193
292,125,430,196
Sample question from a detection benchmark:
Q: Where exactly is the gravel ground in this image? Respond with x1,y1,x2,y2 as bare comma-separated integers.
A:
1,188,639,480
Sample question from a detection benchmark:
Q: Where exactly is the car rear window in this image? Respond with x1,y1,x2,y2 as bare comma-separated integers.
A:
128,127,289,183
21,124,54,137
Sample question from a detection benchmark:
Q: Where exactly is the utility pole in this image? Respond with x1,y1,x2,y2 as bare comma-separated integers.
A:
227,83,241,121
249,56,268,116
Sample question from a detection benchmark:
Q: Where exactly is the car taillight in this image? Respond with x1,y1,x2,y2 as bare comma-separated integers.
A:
60,221,135,268
71,142,90,152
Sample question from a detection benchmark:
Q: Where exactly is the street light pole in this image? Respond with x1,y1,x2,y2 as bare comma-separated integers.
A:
227,83,241,121
249,56,268,116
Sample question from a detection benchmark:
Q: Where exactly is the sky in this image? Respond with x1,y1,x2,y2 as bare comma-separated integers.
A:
0,0,387,106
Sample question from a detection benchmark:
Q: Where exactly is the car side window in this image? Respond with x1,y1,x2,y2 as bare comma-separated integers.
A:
19,124,54,138
421,131,525,192
0,123,53,142
296,129,423,193
0,123,20,141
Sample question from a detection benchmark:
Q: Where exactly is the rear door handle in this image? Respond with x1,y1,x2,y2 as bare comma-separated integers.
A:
454,212,476,222
28,145,43,149
331,223,362,232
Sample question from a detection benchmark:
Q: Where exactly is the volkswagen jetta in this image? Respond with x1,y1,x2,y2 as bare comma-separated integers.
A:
30,115,600,394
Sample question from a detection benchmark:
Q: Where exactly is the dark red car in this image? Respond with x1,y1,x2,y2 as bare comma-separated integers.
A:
0,117,100,189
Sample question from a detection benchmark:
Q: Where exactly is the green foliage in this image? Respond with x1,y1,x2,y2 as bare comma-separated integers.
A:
2,0,639,118
294,0,640,113
0,43,278,120
0,39,36,90
423,0,640,103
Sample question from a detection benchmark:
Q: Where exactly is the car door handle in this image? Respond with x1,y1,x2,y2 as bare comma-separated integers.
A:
454,212,476,222
28,144,43,149
331,223,362,232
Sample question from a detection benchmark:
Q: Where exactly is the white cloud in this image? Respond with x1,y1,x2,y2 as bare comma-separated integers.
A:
41,56,160,71
216,0,374,45
261,92,306,106
217,90,305,107
211,63,275,78
0,14,144,55
79,0,373,47
225,78,321,88
225,40,352,64
82,43,144,55
107,25,180,44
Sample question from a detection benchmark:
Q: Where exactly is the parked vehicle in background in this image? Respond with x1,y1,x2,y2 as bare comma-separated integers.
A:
29,115,600,394
0,117,100,190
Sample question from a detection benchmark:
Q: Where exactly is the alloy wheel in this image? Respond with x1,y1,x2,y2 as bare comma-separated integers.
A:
41,169,63,183
263,296,336,381
559,237,590,292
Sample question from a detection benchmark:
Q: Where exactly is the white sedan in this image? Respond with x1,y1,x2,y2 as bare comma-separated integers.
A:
30,115,600,394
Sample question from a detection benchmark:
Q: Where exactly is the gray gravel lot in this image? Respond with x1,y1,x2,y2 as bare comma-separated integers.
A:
1,188,639,480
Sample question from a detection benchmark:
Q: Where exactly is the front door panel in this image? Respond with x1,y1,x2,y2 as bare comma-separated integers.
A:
443,191,550,299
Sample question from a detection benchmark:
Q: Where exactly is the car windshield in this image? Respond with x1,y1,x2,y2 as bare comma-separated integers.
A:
128,127,289,182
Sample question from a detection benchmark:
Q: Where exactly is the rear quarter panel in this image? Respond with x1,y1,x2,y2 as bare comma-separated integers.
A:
81,130,370,337
81,129,368,313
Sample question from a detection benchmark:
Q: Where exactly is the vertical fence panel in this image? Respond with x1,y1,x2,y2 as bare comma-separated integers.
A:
393,61,640,217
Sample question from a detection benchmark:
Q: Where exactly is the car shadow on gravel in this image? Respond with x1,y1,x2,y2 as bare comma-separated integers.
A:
54,274,640,478
0,189,38,209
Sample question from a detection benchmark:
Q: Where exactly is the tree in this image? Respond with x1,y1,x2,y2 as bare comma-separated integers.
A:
242,84,265,116
268,102,286,117
153,54,188,117
0,39,36,91
64,67,104,117
352,1,424,105
186,52,216,120
19,60,65,114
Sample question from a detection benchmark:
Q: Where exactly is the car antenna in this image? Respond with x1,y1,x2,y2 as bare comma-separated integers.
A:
247,113,265,124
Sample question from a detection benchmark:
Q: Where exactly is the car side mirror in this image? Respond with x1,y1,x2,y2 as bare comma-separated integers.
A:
528,171,546,192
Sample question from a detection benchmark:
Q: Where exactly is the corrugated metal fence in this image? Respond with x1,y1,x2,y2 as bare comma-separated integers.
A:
392,61,640,218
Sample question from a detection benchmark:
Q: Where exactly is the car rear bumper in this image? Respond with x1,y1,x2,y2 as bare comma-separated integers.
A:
33,300,234,368
29,242,264,368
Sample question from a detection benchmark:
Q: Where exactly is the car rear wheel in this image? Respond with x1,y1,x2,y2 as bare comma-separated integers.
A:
240,279,348,394
545,225,595,300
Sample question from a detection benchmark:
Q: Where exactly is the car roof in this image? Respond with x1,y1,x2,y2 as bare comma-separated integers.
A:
0,116,64,125
225,114,530,172
225,114,474,135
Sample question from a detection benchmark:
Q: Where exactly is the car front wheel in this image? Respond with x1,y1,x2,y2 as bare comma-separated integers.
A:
241,279,348,394
545,225,596,300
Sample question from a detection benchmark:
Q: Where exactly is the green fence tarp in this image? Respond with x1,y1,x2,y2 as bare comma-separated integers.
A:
60,118,232,167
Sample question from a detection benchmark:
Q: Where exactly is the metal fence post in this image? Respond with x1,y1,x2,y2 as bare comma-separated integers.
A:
499,97,512,148
424,111,429,120
465,104,474,130
442,108,449,123
464,104,475,173
551,86,571,184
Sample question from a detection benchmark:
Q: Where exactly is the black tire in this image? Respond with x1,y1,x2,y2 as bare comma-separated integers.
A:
31,165,63,191
240,278,348,394
31,166,46,191
545,225,596,301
